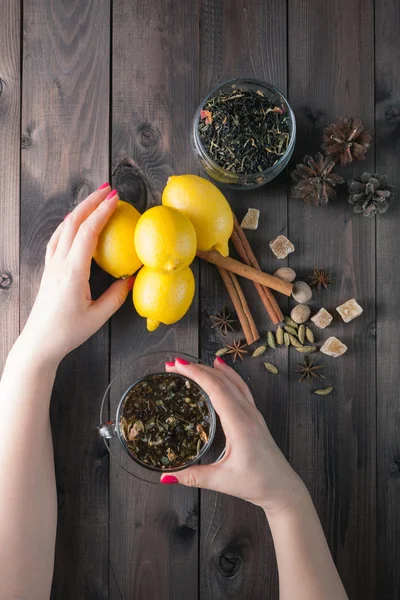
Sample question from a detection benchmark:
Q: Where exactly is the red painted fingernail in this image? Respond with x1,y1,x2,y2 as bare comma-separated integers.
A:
161,475,179,484
165,361,175,367
97,182,109,190
216,357,226,364
127,276,135,291
175,357,190,365
63,212,71,221
105,189,117,200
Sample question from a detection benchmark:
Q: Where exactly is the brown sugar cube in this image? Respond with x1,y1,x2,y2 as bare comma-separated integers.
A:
269,235,295,259
311,308,333,329
320,336,348,358
241,208,260,230
336,299,363,323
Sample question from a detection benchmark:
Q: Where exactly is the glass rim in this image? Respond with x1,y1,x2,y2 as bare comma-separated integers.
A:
115,371,217,473
193,77,297,180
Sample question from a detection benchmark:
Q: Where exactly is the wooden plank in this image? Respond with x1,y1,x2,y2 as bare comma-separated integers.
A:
199,1,288,598
0,0,20,372
20,1,111,598
288,1,376,598
110,2,200,598
375,2,400,597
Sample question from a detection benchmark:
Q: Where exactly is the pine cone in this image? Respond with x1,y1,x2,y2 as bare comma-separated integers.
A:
347,173,394,217
291,153,344,206
322,117,372,166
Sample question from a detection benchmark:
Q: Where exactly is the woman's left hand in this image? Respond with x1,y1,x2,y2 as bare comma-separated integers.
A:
18,184,134,366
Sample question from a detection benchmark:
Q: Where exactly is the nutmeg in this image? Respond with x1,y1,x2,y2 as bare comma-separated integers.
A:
273,267,296,283
290,304,311,324
292,281,313,303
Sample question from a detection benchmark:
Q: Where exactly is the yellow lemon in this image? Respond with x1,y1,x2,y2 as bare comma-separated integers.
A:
133,266,195,331
94,200,142,278
134,205,196,273
162,174,234,257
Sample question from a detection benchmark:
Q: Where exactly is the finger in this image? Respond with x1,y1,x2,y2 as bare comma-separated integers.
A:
89,276,135,328
160,462,226,492
55,184,111,258
165,362,178,372
68,193,119,271
214,358,255,406
45,221,64,264
172,360,247,433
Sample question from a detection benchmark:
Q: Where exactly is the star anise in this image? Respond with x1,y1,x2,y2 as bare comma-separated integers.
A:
210,309,236,336
309,268,334,291
226,340,248,362
295,357,325,383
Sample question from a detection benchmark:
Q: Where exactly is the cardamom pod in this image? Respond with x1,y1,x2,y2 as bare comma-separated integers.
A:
284,325,298,337
288,334,302,348
264,362,278,374
314,387,333,396
284,332,290,347
216,347,229,357
298,324,305,345
252,345,267,358
267,331,276,349
284,316,299,329
295,345,317,354
276,326,284,345
306,327,314,343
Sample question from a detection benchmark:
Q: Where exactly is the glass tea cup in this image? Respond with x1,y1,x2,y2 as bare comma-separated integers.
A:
97,351,226,484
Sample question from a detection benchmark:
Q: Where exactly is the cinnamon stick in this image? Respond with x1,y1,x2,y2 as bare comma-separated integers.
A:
231,214,284,325
217,267,259,345
196,250,293,297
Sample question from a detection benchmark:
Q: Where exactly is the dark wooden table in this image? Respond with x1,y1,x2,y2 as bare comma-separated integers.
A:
1,0,399,598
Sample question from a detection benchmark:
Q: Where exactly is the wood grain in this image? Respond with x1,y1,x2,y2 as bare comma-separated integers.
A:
0,0,20,372
375,1,400,597
199,1,289,598
288,1,376,598
110,1,200,598
21,1,111,598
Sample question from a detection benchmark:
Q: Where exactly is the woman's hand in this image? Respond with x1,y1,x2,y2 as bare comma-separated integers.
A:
17,184,134,367
163,358,308,516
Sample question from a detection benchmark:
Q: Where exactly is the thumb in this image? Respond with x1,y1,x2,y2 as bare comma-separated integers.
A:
92,276,135,323
161,463,221,491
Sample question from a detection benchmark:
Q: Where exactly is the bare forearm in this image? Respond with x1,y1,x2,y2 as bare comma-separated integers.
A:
266,493,348,600
0,338,58,600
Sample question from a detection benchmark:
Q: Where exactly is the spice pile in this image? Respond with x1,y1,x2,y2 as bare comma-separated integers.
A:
212,251,364,395
120,374,211,470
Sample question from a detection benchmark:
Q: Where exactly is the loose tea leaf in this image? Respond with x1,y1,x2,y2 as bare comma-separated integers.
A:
199,87,291,175
252,345,267,358
264,362,278,374
267,331,276,349
120,374,211,470
314,387,334,396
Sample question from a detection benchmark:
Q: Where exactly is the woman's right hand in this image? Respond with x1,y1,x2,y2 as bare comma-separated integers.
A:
163,358,309,516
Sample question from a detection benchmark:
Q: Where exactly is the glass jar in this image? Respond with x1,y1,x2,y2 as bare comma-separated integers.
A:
192,78,296,190
97,351,226,484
